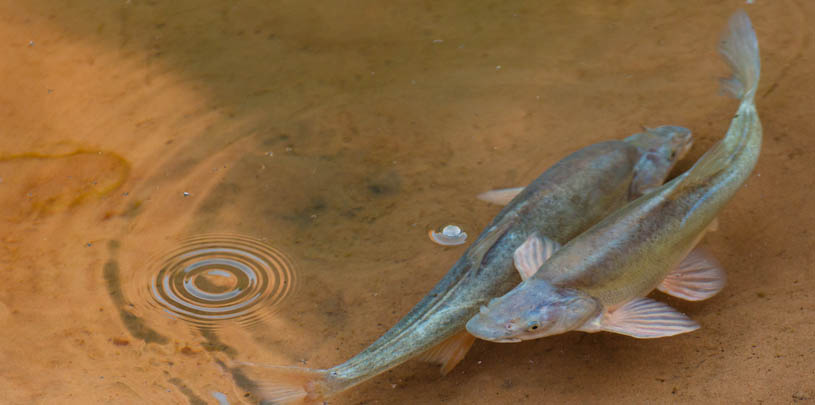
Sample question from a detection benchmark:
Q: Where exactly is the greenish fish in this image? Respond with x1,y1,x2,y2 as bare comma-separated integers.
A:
233,100,694,405
467,10,760,344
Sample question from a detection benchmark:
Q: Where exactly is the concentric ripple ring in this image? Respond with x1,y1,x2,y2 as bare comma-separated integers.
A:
148,234,296,328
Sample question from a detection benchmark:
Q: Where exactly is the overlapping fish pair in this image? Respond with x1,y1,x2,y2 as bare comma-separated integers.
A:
467,9,760,343
233,10,762,403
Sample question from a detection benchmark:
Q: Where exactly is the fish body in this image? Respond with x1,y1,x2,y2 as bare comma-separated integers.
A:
467,10,760,343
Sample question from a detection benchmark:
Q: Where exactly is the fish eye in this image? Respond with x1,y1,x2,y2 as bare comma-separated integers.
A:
670,151,676,158
527,321,540,331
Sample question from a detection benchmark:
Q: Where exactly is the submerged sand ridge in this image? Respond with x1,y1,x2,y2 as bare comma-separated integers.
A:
0,0,813,403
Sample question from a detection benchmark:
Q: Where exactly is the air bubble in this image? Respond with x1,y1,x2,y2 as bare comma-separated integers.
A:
429,225,468,246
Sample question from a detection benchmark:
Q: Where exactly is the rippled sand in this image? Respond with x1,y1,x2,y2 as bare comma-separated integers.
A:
1,0,813,403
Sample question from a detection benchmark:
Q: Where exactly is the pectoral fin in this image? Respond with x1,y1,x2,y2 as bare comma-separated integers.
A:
417,330,476,375
513,233,561,280
596,298,699,338
477,187,524,205
658,247,726,301
465,219,513,266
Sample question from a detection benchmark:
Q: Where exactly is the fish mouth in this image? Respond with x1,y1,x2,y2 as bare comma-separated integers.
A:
491,337,522,343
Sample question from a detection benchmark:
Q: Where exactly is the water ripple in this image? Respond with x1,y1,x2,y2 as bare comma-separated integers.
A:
146,234,296,328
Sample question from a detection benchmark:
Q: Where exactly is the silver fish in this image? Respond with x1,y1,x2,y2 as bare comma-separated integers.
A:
467,10,759,344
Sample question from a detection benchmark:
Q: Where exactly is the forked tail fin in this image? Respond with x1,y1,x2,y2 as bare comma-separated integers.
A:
685,10,761,180
228,361,333,404
719,10,761,104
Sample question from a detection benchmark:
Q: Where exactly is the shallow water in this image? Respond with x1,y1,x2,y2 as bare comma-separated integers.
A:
1,0,814,403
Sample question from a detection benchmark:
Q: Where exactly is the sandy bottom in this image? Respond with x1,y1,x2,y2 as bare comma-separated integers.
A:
0,0,813,403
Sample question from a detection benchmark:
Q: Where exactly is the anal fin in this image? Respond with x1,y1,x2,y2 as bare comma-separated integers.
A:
658,247,726,301
417,330,476,375
586,298,699,338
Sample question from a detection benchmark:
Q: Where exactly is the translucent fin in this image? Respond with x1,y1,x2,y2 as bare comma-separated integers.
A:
598,298,700,338
476,187,524,205
465,219,513,266
658,247,726,301
417,330,476,375
512,232,561,280
707,217,719,232
683,11,761,184
229,361,331,404
718,10,760,103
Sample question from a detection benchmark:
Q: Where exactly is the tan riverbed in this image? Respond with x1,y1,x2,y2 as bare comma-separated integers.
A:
1,0,813,403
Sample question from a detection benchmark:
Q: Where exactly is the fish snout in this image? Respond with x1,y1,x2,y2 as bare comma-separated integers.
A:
466,313,513,342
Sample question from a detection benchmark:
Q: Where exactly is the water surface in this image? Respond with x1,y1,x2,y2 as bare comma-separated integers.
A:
1,0,814,403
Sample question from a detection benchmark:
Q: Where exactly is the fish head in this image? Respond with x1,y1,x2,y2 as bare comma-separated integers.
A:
624,125,694,197
466,279,599,342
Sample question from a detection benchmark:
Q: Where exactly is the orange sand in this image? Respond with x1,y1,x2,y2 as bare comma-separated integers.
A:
0,0,813,403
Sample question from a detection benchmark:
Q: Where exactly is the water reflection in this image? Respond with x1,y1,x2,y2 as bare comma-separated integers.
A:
143,234,296,329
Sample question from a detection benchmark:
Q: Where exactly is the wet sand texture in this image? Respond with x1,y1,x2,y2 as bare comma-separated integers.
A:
0,0,813,403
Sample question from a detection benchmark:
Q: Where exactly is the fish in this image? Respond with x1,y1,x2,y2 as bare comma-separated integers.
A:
230,105,694,405
232,125,692,403
466,10,760,344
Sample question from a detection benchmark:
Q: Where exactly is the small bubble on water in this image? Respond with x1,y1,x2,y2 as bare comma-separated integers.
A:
429,224,468,246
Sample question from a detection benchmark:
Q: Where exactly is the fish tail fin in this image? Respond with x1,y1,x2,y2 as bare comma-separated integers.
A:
685,10,761,181
230,361,335,404
718,9,760,105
